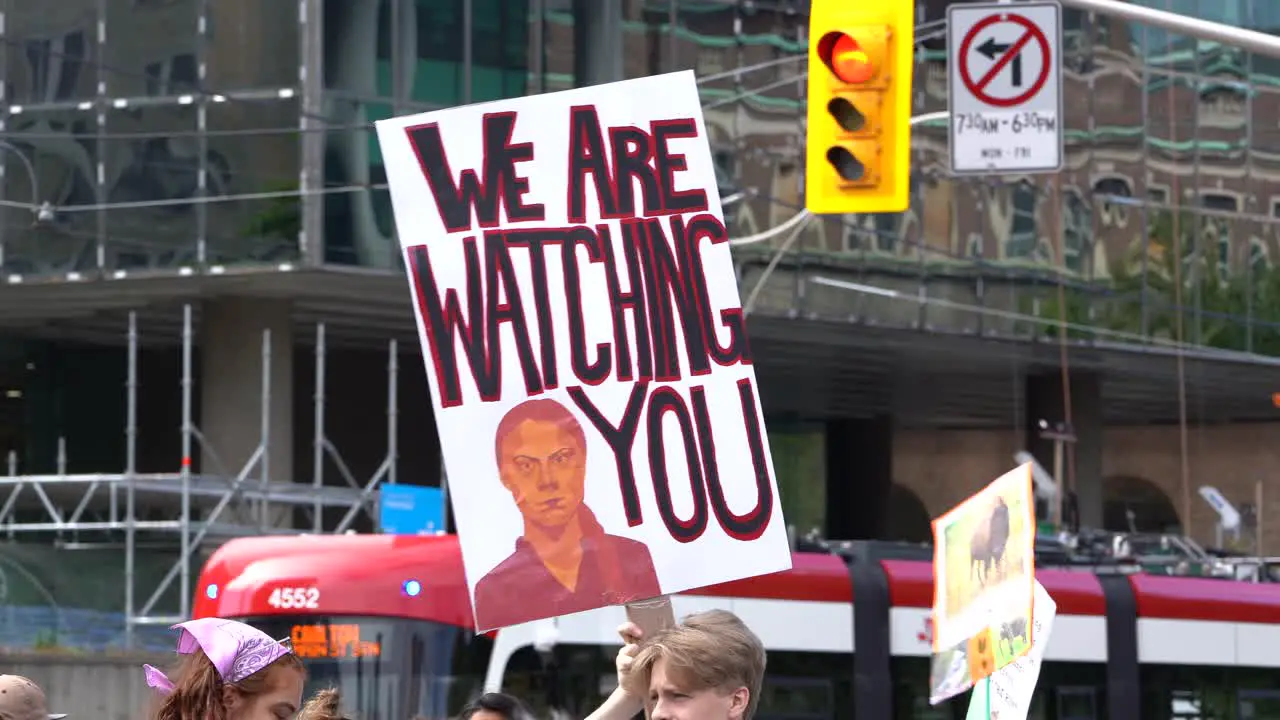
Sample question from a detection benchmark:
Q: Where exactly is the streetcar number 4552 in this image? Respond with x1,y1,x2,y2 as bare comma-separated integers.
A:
267,587,320,610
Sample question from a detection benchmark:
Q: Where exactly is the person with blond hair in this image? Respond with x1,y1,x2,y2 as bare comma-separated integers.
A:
296,688,354,720
588,610,766,720
142,618,306,720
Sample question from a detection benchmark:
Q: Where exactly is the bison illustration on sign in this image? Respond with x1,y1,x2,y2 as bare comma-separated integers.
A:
969,496,1010,590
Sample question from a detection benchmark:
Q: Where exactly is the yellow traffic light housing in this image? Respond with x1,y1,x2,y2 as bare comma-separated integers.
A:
805,0,914,214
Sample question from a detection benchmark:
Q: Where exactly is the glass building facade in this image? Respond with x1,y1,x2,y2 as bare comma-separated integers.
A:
1,0,1280,354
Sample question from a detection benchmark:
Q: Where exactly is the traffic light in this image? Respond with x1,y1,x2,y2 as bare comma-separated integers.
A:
805,0,914,214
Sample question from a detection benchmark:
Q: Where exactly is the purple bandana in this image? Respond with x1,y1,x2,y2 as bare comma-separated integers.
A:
143,618,293,695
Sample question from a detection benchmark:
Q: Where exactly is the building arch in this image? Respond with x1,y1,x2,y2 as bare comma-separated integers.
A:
886,483,933,544
1103,475,1180,533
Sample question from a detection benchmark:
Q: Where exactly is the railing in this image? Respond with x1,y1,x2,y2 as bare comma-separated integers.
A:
0,606,172,652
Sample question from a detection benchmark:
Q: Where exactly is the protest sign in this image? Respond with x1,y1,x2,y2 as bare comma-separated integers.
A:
930,463,1036,702
375,71,790,632
964,580,1057,720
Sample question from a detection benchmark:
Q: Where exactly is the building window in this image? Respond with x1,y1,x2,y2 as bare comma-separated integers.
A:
1063,189,1093,274
1200,193,1237,282
410,0,529,105
1250,238,1270,272
1200,192,1238,214
1007,180,1042,260
1094,176,1132,229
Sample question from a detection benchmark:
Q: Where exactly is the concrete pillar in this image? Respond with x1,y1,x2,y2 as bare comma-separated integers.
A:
199,298,294,489
1025,372,1103,529
572,0,623,86
824,416,893,540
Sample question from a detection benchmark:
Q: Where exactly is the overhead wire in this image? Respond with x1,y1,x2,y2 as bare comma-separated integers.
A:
7,5,1243,371
0,14,946,219
0,183,387,214
731,189,1280,338
0,45,811,215
2,54,811,142
0,8,951,217
741,214,813,316
805,275,1280,364
0,8,967,234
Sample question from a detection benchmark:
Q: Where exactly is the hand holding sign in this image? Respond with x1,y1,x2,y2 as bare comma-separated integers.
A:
616,621,643,692
585,621,649,720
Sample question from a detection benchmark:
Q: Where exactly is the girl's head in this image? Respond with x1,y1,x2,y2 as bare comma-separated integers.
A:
144,618,307,720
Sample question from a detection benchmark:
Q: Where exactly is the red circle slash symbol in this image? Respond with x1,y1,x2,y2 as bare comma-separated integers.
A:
958,14,1051,108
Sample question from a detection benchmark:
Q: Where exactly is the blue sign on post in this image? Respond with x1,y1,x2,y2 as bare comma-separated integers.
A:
379,485,446,535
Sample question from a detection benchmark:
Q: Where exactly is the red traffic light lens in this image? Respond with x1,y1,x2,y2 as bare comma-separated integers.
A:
818,32,875,84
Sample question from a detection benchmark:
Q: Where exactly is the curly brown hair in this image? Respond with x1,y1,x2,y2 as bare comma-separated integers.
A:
149,649,306,720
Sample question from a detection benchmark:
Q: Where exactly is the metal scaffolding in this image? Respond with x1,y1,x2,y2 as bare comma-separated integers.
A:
0,304,401,647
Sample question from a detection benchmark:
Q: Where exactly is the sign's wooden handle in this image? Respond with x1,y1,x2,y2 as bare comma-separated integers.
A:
625,595,675,641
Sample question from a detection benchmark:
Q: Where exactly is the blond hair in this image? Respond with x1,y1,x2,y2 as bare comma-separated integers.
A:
626,610,766,720
298,689,351,720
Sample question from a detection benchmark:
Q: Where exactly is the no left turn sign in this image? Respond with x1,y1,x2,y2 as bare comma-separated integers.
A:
947,1,1063,175
958,14,1052,108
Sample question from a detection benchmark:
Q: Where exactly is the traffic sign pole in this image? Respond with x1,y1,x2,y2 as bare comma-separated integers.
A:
1053,0,1280,60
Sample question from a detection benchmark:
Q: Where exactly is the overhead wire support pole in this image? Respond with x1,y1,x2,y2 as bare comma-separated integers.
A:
259,327,272,532
179,304,194,621
313,323,325,532
387,341,398,487
1049,0,1280,58
124,311,138,649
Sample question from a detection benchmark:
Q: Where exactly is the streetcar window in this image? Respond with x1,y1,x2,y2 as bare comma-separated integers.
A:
893,658,1105,720
893,658,968,719
758,651,853,720
503,644,611,719
237,616,492,720
1143,665,1280,720
1057,687,1098,720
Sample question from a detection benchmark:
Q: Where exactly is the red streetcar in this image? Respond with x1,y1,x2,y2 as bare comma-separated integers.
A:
193,533,1280,720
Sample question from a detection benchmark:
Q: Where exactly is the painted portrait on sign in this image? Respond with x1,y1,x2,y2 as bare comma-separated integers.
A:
472,398,661,630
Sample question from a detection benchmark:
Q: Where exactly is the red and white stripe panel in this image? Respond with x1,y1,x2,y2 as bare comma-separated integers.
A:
547,596,1280,668
889,607,1106,662
1138,617,1280,667
553,595,854,652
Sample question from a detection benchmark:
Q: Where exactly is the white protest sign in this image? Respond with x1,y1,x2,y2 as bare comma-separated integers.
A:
966,580,1058,720
375,70,791,632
